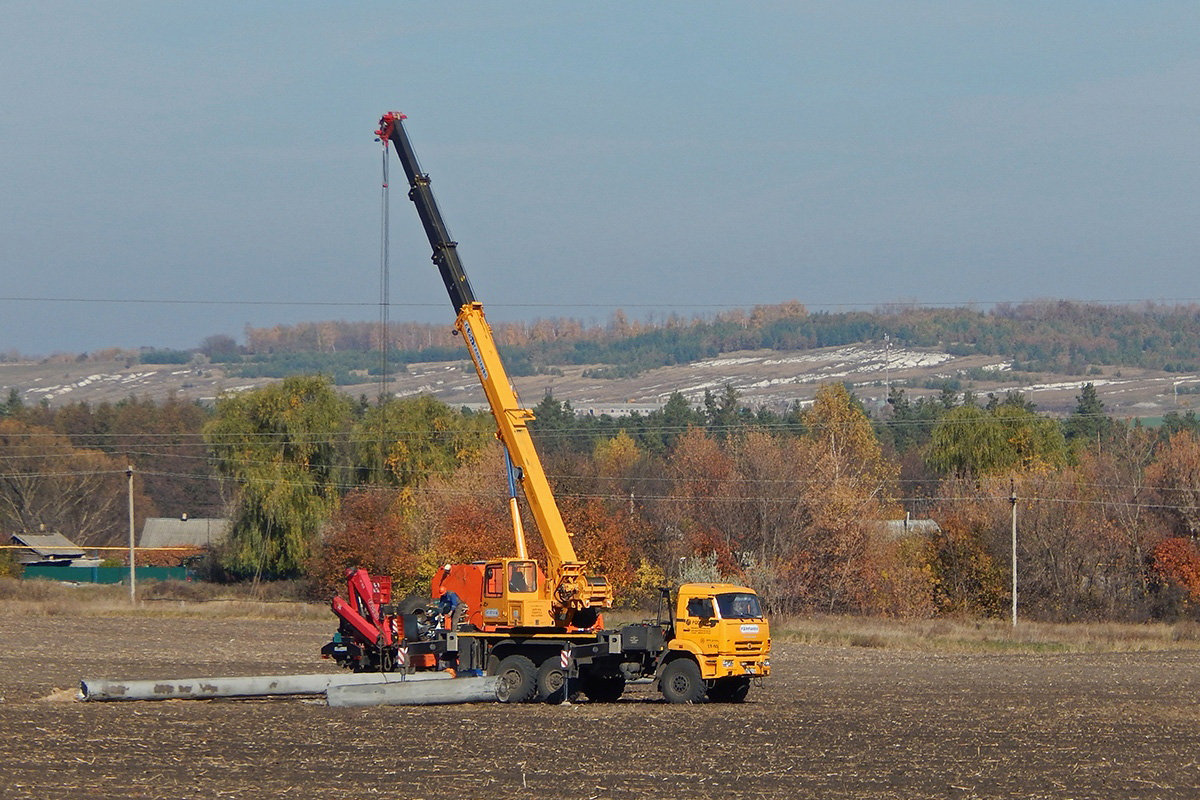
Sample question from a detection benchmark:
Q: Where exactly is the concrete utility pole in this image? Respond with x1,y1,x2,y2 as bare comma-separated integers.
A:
1010,479,1018,627
127,465,136,605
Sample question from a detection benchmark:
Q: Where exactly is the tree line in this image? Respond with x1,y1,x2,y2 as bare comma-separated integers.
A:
24,302,1200,397
3,377,1200,621
226,300,1200,377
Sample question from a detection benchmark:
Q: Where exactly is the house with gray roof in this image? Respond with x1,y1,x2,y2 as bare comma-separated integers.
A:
139,516,230,550
8,530,99,567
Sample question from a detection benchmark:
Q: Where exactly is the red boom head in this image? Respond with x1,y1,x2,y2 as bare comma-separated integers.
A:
375,111,407,141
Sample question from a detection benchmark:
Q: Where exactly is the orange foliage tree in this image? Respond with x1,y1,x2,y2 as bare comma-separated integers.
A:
559,496,635,603
1147,431,1200,538
793,384,918,616
1152,537,1200,604
419,445,529,566
307,488,423,599
655,384,929,616
927,479,1009,617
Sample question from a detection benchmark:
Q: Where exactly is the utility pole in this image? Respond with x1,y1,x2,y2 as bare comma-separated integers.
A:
1010,478,1017,627
127,465,136,605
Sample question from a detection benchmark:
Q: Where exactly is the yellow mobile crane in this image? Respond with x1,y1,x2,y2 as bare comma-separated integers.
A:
375,111,611,629
322,112,770,703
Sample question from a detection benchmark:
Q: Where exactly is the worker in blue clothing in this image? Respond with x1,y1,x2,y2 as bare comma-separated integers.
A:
438,589,461,616
436,589,466,673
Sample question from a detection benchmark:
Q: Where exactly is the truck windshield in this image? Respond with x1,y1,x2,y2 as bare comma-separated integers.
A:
715,592,762,619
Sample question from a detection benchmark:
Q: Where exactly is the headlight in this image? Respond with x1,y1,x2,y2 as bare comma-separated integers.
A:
722,659,734,668
763,659,771,668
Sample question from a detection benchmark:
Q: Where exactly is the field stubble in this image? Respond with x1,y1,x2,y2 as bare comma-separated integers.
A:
1,592,1199,799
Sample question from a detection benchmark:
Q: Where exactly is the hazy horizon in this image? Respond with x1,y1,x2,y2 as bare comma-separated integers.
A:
4,3,1199,355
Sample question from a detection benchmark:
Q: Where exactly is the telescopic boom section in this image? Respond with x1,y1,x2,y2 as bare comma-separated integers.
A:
376,112,476,312
377,112,611,617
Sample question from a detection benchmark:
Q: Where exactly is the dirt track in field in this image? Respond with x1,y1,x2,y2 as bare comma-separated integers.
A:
1,613,1198,799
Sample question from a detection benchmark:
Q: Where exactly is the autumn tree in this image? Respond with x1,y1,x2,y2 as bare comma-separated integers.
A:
205,376,352,580
593,430,640,479
307,488,423,599
795,383,914,615
1151,537,1200,610
926,480,1009,617
1146,431,1200,539
559,496,636,603
0,419,152,546
663,427,742,574
657,383,925,615
417,445,522,566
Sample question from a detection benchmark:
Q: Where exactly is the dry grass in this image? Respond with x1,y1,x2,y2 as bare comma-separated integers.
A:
774,614,1200,653
4,578,1198,651
0,578,328,621
598,607,1200,653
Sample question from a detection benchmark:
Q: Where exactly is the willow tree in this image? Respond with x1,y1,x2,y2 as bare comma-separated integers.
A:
350,395,492,488
926,401,1065,478
206,376,352,579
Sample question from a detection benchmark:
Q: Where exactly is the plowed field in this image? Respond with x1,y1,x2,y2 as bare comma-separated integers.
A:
1,614,1198,799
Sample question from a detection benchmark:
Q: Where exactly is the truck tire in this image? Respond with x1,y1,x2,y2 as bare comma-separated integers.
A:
398,596,431,616
707,676,750,703
660,658,706,704
536,659,566,705
494,654,537,703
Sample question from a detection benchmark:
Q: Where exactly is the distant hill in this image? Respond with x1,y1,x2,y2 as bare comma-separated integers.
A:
4,302,1200,417
231,300,1200,376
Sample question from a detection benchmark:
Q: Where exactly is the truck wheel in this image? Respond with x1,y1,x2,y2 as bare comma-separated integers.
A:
536,659,566,705
707,676,750,703
494,655,537,703
660,658,706,704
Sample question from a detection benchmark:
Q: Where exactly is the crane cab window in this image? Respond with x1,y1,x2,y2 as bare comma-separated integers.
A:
508,561,537,594
686,597,716,620
484,564,504,598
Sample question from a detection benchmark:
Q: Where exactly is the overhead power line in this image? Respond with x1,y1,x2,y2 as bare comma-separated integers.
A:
3,295,1200,311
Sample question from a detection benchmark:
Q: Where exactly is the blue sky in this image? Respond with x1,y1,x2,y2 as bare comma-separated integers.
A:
3,2,1199,355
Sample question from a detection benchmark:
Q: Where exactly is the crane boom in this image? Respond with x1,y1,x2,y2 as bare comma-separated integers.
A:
376,112,610,621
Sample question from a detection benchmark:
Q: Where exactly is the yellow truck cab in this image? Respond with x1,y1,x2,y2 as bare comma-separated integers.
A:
657,583,772,703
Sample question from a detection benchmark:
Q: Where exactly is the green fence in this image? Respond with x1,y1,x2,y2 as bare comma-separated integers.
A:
21,565,187,584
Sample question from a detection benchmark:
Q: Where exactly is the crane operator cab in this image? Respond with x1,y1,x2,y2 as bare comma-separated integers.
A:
477,558,553,629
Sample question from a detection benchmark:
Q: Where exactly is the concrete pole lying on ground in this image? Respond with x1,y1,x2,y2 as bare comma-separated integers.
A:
326,675,500,708
79,671,451,702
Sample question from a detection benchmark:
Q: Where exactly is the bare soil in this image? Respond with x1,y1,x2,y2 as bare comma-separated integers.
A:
1,613,1198,799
